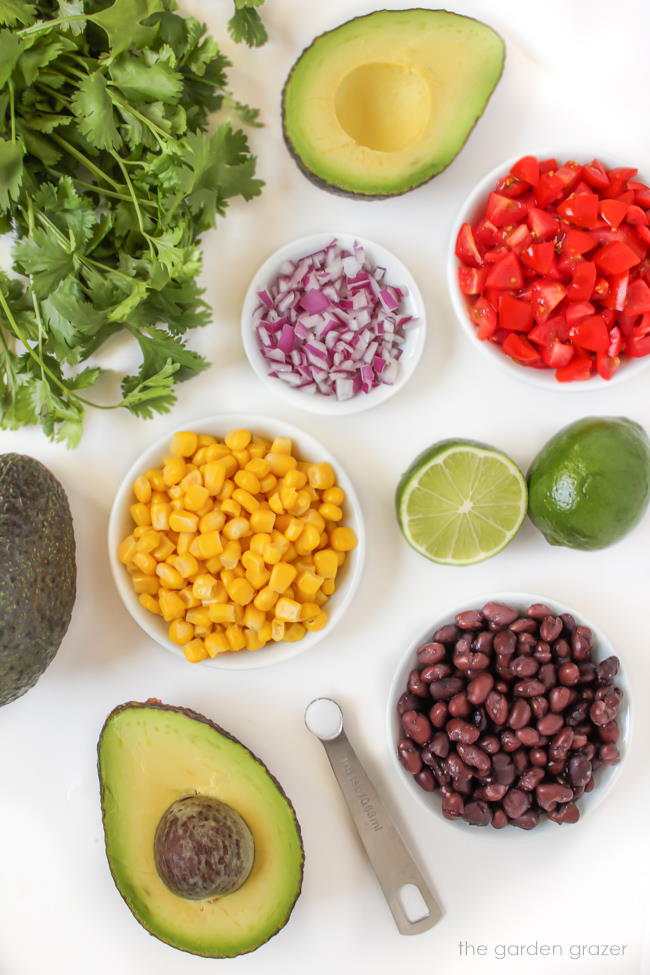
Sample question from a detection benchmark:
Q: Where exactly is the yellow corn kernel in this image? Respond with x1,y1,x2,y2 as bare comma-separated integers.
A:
232,488,260,514
132,551,156,575
248,509,274,535
184,483,209,512
266,452,297,477
304,610,328,632
274,597,301,622
283,517,303,542
168,485,183,500
146,468,167,492
228,577,254,606
205,629,229,657
284,622,306,642
322,579,336,596
336,550,347,566
197,434,217,448
192,574,218,600
244,605,266,631
290,489,312,516
268,492,284,515
245,565,270,591
319,502,343,522
307,462,335,491
130,502,151,527
208,602,236,624
179,469,202,494
253,586,278,612
285,586,296,600
155,562,184,590
206,443,230,462
250,532,271,555
186,605,212,627
194,624,211,638
199,509,225,534
183,638,208,663
225,429,252,451
179,587,200,609
279,486,298,511
258,621,272,645
133,525,150,539
170,498,184,512
283,469,307,490
225,623,246,652
138,593,160,615
233,449,250,467
217,479,235,501
159,590,186,621
274,513,291,532
118,535,137,564
260,474,278,494
246,457,270,479
271,436,292,455
133,474,152,504
271,619,285,642
262,542,284,565
300,602,321,622
331,526,357,552
244,628,264,651
295,524,321,554
190,531,224,560
218,539,241,570
150,491,169,506
192,447,210,467
233,469,259,494
314,548,339,579
135,529,162,555
285,542,298,562
175,532,195,556
150,503,172,531
169,553,199,579
269,562,297,593
169,619,195,645
296,570,324,599
303,508,326,532
223,517,250,541
322,486,345,505
162,456,186,487
132,573,160,595
314,589,328,606
170,431,198,457
203,461,227,496
221,498,242,518
169,510,199,534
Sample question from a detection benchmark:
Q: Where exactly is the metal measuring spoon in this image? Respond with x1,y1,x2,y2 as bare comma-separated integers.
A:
304,697,443,935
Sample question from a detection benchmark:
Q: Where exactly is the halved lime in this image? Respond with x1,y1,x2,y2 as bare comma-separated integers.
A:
396,439,527,565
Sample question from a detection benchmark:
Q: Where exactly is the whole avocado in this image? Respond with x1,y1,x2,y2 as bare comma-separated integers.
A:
0,454,76,706
527,416,650,550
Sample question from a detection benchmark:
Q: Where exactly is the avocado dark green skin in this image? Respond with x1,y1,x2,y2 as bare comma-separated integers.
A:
281,8,506,200
0,454,76,707
98,700,305,959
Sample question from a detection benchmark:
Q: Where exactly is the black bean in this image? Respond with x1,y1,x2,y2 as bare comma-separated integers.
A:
456,610,484,630
482,601,519,626
463,800,492,827
397,739,422,775
417,642,447,665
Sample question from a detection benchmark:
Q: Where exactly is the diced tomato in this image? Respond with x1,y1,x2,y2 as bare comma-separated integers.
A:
532,278,566,323
510,155,540,186
595,354,621,380
607,326,623,357
542,340,574,368
627,316,650,357
504,224,532,254
498,293,533,332
555,162,582,192
582,159,610,191
606,167,637,197
475,218,500,247
565,301,595,325
593,277,610,300
528,207,559,241
568,314,609,353
599,199,628,230
520,241,555,275
602,272,629,311
485,192,528,228
594,240,641,275
626,205,649,227
557,193,599,229
556,354,594,382
601,308,615,329
617,190,635,207
561,228,597,258
495,175,530,198
456,222,483,267
535,172,564,208
485,252,524,290
502,333,539,363
484,246,509,264
528,315,567,346
539,158,559,175
458,266,487,295
567,261,597,301
625,278,650,315
634,188,650,208
470,296,497,340
636,225,650,247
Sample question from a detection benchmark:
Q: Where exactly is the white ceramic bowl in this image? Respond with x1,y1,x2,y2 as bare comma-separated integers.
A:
387,591,630,835
447,151,650,390
108,413,366,670
241,233,426,415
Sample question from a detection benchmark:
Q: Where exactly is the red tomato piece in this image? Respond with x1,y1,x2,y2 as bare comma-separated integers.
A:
485,192,528,228
484,247,509,264
582,159,610,191
599,199,628,230
593,277,610,300
504,224,532,254
535,172,564,208
495,175,530,198
539,158,559,175
602,272,629,311
542,340,574,368
470,296,497,340
565,301,595,325
502,333,539,363
555,162,582,191
595,354,621,380
458,266,487,295
567,261,597,301
528,207,559,241
636,225,650,247
561,228,597,258
475,218,500,248
616,190,635,206
456,222,483,267
607,326,623,357
606,167,637,197
595,240,641,275
627,317,650,357
556,354,594,382
510,155,540,186
520,241,555,275
633,187,650,208
532,278,567,323
485,252,524,290
626,205,649,227
557,193,599,229
569,314,610,353
624,277,650,315
528,315,567,346
498,293,533,332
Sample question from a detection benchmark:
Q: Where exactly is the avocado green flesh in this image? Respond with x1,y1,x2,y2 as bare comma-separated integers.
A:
282,9,505,198
0,453,76,707
98,703,304,958
528,417,650,550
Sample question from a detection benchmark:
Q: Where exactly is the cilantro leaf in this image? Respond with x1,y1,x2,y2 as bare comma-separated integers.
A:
0,31,24,87
89,0,165,57
71,71,122,151
0,137,25,210
13,227,75,296
0,1,36,27
110,52,183,104
121,358,178,418
228,5,267,48
126,325,208,383
57,0,86,34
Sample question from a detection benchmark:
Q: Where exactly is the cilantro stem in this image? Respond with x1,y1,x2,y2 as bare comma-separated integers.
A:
50,133,122,191
50,170,157,209
34,210,70,251
0,287,74,401
8,81,15,143
18,14,89,37
108,91,169,148
111,151,146,237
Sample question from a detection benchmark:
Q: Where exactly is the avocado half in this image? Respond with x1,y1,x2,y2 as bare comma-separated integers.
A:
282,9,505,199
98,701,304,958
0,453,76,707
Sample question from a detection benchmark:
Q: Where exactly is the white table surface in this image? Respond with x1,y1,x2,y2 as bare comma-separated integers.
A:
1,1,649,973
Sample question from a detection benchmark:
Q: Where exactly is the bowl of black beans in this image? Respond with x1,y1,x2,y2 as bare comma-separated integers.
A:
389,593,628,831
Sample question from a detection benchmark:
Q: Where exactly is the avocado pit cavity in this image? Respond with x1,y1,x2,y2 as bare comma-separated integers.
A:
334,62,431,152
154,795,254,900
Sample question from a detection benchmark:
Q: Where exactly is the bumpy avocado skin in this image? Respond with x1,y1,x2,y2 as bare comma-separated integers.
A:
98,700,305,958
0,454,76,706
281,8,506,200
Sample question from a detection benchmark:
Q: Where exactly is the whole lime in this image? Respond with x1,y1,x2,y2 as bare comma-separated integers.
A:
528,416,650,549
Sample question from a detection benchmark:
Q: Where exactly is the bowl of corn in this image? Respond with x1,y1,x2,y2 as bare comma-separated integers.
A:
108,413,365,669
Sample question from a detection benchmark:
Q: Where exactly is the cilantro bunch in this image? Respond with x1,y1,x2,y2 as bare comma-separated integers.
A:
0,0,266,446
